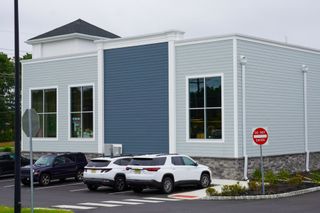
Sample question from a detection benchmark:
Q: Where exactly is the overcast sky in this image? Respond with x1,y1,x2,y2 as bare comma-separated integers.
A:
1,0,320,56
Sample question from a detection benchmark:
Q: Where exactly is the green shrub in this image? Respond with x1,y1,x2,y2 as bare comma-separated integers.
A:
277,169,291,181
311,171,320,185
0,130,14,142
1,146,12,152
252,169,262,181
220,182,247,196
206,187,219,196
248,180,259,192
265,170,278,185
288,175,303,186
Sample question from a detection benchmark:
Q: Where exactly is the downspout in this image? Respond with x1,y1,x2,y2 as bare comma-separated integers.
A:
240,55,248,180
302,65,309,172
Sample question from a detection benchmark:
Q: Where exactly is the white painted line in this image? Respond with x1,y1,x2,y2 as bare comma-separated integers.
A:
52,205,96,210
36,183,83,190
3,184,15,188
69,188,88,192
144,197,181,201
79,202,120,207
0,179,14,183
125,199,164,203
103,201,143,205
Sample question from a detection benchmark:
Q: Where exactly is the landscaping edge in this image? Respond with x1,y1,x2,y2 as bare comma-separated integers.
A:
202,186,320,200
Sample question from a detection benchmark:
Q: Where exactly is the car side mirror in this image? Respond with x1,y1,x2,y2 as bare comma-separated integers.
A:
194,162,198,167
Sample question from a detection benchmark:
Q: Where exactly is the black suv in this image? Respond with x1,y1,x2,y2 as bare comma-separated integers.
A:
0,152,30,176
21,152,87,186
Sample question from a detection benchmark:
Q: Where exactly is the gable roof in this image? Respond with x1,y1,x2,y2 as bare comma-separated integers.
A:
28,19,120,41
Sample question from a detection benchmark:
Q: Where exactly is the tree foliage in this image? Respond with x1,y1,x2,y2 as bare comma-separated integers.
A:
0,52,32,142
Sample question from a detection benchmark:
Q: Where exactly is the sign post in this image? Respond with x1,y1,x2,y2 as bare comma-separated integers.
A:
22,109,40,213
252,127,269,195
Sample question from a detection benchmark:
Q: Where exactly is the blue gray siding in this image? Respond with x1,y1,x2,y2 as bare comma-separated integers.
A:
22,54,99,153
104,43,169,154
237,40,320,157
175,40,235,158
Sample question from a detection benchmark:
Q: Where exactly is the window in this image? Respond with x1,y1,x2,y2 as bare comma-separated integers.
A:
188,76,222,140
171,157,184,165
70,86,93,138
31,88,57,138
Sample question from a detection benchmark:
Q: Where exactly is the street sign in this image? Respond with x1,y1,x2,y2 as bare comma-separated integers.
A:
22,109,40,137
252,127,268,145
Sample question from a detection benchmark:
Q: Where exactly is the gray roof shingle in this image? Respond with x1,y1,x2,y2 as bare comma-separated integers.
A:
28,19,120,41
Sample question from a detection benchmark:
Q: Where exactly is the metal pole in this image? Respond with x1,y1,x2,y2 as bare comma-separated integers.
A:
28,110,34,213
260,145,265,195
14,0,21,212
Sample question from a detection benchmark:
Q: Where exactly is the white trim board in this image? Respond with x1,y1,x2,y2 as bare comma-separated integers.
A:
233,38,239,158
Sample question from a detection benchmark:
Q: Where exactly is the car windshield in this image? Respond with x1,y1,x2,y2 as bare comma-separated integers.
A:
86,160,110,167
129,157,166,166
34,155,55,166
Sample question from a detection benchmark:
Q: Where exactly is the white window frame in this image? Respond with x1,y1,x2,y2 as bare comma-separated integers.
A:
68,83,95,141
29,86,59,141
185,73,224,143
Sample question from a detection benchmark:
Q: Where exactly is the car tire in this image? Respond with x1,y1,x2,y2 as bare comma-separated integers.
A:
161,176,174,194
21,179,30,186
199,173,211,188
114,176,126,192
87,184,99,191
75,170,83,182
132,187,143,193
39,173,51,186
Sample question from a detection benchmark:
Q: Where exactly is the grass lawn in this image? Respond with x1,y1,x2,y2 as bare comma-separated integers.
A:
0,141,14,152
0,206,73,213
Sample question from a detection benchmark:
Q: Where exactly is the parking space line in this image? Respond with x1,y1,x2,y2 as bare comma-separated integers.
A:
0,179,14,183
144,197,182,201
125,199,164,203
69,188,88,192
52,205,96,210
36,183,83,190
78,202,120,207
102,201,143,205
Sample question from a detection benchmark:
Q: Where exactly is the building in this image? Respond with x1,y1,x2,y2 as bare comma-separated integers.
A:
22,19,320,179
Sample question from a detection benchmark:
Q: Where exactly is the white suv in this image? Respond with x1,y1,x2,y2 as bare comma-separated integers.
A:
126,154,212,194
83,156,132,191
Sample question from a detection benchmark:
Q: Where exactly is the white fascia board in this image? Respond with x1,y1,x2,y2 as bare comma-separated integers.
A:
21,52,97,65
26,33,109,45
96,30,185,50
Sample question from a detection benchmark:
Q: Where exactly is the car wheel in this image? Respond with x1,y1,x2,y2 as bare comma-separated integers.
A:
114,176,126,192
39,173,51,186
75,170,83,182
87,184,99,191
161,177,174,194
199,173,211,188
21,179,30,186
132,187,143,193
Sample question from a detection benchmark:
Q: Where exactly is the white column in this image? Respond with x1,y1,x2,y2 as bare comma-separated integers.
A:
168,40,176,154
97,43,105,154
302,65,309,171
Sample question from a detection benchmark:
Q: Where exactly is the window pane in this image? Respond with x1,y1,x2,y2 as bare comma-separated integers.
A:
82,86,93,112
189,78,204,108
190,109,204,139
35,114,44,137
82,112,93,138
71,113,81,138
206,77,221,107
182,157,196,166
71,87,81,112
44,114,56,137
206,109,222,139
44,89,56,113
31,90,43,113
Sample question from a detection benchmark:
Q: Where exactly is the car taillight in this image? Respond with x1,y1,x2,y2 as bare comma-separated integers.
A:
126,167,131,171
101,168,112,173
144,167,160,172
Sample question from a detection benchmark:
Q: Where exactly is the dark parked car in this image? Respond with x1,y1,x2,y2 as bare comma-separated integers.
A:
0,152,30,176
21,152,87,186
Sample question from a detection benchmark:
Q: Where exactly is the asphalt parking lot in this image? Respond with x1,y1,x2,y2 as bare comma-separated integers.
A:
1,176,320,213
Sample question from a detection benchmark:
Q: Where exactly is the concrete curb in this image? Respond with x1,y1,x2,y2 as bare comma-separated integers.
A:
202,186,320,200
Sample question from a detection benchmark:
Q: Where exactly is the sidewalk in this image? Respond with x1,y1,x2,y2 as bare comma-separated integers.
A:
169,179,248,200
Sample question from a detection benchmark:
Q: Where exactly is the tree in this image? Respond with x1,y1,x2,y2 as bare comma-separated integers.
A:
0,52,31,142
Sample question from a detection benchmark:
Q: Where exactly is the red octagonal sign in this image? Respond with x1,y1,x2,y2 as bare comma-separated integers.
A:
252,127,268,145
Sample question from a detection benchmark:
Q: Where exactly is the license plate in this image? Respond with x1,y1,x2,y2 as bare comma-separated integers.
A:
91,170,96,174
134,169,141,174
